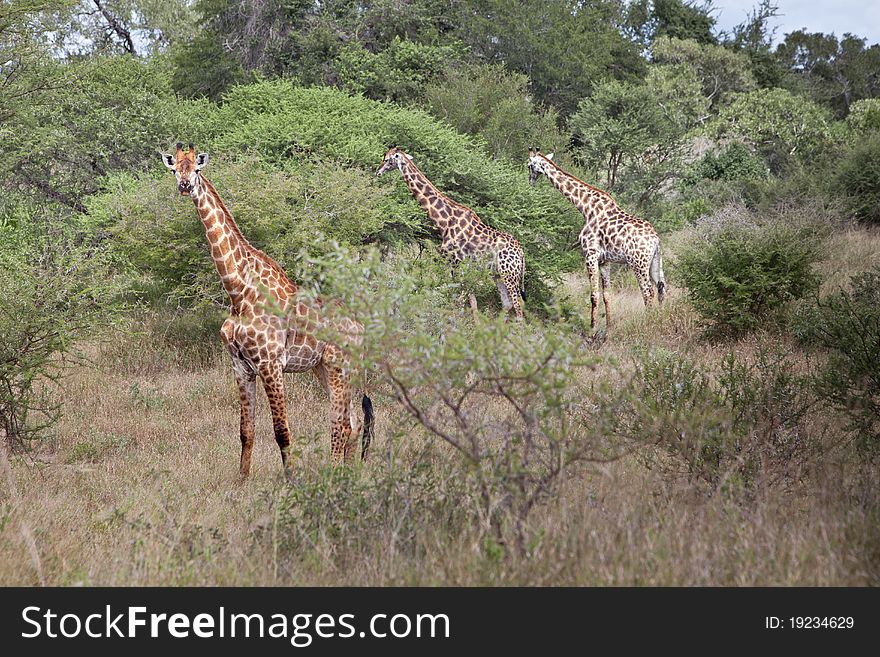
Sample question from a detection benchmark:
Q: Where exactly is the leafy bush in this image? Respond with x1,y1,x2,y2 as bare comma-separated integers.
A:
425,63,566,163
618,345,817,491
683,142,768,186
288,244,630,556
795,268,880,461
0,210,121,448
832,133,880,224
677,206,823,335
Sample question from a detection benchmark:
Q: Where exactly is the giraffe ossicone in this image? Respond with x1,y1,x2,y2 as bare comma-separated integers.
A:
377,146,527,319
527,149,665,331
161,143,374,477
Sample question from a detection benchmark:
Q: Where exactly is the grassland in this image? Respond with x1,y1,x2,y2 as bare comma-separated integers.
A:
1,228,879,586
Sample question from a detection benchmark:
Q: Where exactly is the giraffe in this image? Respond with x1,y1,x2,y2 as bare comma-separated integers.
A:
376,147,526,319
527,149,665,331
161,144,374,478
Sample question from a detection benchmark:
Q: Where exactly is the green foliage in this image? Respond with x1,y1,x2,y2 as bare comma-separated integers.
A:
795,268,880,461
776,31,880,118
456,0,645,116
87,155,395,304
622,344,816,490
0,208,122,447
1,55,215,211
677,208,823,335
845,99,880,136
831,133,880,224
570,72,703,197
425,63,566,163
713,88,833,170
334,37,462,104
652,36,756,108
211,81,582,298
652,0,716,45
683,142,768,186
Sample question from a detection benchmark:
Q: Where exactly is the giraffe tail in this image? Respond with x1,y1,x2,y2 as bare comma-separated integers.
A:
360,394,375,461
519,260,527,301
650,243,666,303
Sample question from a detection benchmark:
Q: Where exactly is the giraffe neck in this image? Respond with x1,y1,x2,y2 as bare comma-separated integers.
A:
399,159,468,237
542,160,614,224
190,176,257,309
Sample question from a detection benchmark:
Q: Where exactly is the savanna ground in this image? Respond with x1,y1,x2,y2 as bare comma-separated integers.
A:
3,227,878,586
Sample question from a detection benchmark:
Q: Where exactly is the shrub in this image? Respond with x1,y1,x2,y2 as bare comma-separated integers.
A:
617,345,817,491
832,133,880,224
795,268,880,461
0,209,121,448
683,141,768,186
677,206,823,335
289,244,630,557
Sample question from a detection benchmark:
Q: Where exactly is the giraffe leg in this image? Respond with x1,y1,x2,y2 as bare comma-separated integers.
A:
504,279,523,320
259,361,293,475
468,292,479,320
636,266,655,308
234,367,257,480
325,364,354,465
585,256,601,330
600,264,612,329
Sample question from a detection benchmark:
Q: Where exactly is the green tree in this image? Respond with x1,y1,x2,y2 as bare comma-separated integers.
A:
652,36,756,109
570,71,704,196
456,0,645,116
652,0,716,45
713,88,832,169
776,30,880,117
425,63,566,162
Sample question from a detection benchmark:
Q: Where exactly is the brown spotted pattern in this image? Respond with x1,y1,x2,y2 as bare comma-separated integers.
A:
163,144,374,477
377,148,526,319
528,150,666,330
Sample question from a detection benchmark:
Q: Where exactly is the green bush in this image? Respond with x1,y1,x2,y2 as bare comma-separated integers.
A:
795,268,880,461
832,133,880,224
619,345,816,491
0,209,122,448
683,142,767,186
677,207,823,335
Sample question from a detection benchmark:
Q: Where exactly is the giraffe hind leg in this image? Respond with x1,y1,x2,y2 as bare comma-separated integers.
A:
600,264,612,329
260,361,293,475
233,365,257,480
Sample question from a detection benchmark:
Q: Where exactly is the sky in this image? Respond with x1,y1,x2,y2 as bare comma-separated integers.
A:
712,0,880,45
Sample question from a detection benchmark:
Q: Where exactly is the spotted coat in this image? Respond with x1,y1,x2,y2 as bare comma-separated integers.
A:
377,148,526,319
163,144,374,477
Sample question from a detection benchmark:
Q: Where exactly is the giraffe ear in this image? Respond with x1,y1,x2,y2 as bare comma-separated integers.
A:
546,152,555,161
161,153,175,170
405,154,413,160
195,153,209,169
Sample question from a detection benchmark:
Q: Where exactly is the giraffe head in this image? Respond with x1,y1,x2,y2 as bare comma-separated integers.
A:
527,148,554,185
375,147,413,177
162,143,209,196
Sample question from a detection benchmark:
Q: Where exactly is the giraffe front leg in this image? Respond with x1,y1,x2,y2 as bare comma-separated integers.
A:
259,361,293,475
325,364,354,465
585,256,601,330
635,265,655,308
468,291,479,320
234,366,257,480
600,264,612,329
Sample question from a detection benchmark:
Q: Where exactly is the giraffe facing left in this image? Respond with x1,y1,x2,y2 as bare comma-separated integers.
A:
162,144,374,478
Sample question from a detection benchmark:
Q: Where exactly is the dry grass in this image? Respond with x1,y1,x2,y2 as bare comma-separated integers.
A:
2,229,879,586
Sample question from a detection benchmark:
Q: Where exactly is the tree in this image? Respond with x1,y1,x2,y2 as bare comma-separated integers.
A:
455,0,645,116
652,0,716,45
776,30,880,117
652,36,756,109
425,63,566,162
726,0,786,88
713,88,832,168
570,72,704,196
